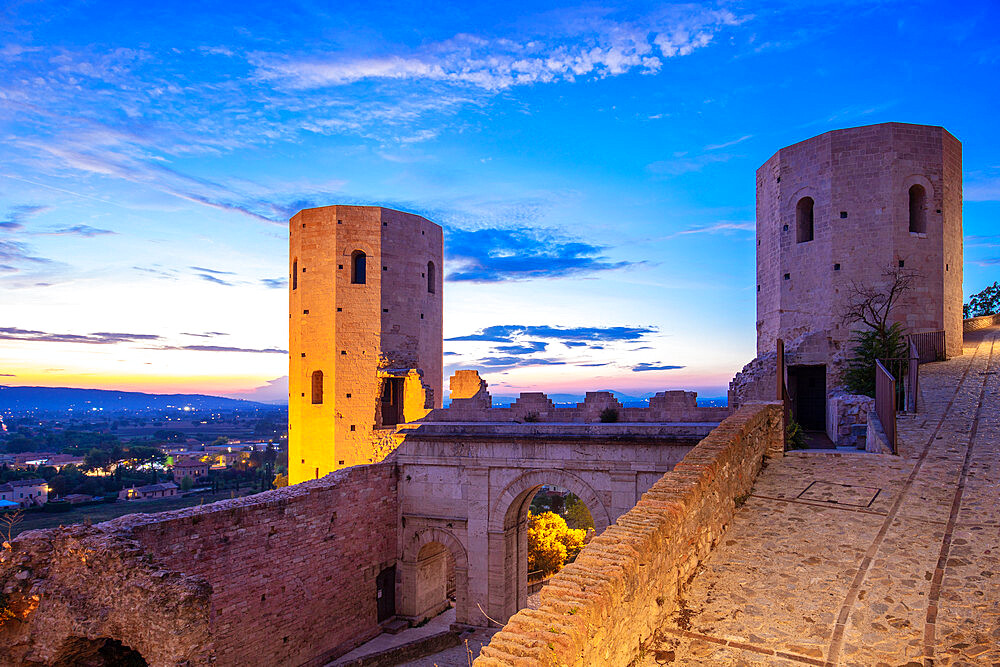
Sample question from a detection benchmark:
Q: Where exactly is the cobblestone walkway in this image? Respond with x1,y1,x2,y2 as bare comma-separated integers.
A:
641,327,1000,667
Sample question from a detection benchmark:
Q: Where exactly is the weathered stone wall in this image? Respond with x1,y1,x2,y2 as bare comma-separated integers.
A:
474,403,783,666
1,462,398,667
964,313,1000,332
1,527,212,666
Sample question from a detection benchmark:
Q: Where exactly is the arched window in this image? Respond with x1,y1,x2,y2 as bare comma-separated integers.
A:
909,184,927,233
292,259,298,290
311,370,323,404
427,261,435,294
796,197,814,243
351,251,366,284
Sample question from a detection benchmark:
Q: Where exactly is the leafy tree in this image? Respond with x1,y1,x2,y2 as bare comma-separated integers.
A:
964,281,1000,319
563,495,594,531
527,511,586,577
179,476,194,492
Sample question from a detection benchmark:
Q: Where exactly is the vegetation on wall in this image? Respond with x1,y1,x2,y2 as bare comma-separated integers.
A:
964,281,1000,319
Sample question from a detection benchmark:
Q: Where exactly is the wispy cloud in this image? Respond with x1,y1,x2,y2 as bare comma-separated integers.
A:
446,226,634,282
0,205,50,230
705,135,752,150
0,327,160,344
252,8,742,92
38,224,115,237
647,152,733,176
190,266,236,275
261,277,287,289
966,175,1000,202
447,324,657,343
197,273,234,286
632,362,685,372
153,344,287,354
673,221,755,236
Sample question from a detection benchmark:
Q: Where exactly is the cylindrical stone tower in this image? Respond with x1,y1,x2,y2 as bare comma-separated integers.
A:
288,205,443,485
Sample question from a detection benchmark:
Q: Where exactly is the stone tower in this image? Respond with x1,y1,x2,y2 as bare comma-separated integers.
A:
288,205,443,485
734,122,962,440
756,122,962,365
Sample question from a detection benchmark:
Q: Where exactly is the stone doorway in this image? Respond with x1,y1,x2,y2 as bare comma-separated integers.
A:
380,377,404,427
376,565,396,623
788,364,826,431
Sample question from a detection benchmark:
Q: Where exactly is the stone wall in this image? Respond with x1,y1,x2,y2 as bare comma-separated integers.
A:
964,313,1000,332
1,462,398,667
474,403,783,666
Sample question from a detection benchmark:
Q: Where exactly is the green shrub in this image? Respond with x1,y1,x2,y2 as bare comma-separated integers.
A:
599,408,619,423
843,322,908,397
786,418,807,450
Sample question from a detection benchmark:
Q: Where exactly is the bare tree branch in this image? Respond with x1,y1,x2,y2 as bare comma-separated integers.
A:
841,263,919,335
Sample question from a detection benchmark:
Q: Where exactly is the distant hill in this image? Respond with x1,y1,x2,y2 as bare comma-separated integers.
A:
0,386,276,412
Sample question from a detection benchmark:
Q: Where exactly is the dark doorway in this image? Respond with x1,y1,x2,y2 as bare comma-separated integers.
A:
788,365,826,431
376,565,396,622
52,638,147,667
380,377,404,427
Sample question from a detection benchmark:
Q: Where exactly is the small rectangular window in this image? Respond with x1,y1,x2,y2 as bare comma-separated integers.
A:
834,263,841,271
784,273,790,280
840,211,848,218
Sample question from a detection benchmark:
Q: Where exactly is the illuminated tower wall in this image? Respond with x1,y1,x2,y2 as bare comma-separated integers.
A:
288,206,443,485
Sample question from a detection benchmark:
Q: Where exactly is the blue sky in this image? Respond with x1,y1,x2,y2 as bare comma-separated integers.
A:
1,0,998,401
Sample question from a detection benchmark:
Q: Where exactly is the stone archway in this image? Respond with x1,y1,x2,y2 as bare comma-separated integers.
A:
399,527,471,624
486,469,610,624
488,469,610,534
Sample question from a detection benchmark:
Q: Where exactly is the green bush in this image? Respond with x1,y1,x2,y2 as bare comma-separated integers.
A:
786,418,807,450
843,322,908,397
599,408,619,423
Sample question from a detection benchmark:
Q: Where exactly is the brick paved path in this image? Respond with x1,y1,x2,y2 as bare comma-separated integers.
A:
642,327,1000,667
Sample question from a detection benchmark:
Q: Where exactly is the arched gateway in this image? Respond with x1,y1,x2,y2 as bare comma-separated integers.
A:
395,419,706,626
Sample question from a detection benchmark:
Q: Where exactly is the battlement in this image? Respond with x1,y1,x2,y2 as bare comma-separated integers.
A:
421,371,730,424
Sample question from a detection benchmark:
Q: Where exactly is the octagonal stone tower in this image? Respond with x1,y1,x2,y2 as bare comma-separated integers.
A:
288,206,443,485
757,122,962,366
734,122,962,441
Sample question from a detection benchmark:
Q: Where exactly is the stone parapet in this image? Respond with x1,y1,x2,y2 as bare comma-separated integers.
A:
428,388,729,424
473,403,783,666
964,313,1000,332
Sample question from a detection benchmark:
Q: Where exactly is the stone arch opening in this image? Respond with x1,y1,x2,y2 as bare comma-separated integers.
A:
796,196,814,243
487,470,610,623
909,184,927,233
351,250,366,284
51,637,148,667
399,527,470,625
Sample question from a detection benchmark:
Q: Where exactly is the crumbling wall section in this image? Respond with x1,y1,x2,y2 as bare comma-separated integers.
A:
474,403,783,667
2,462,398,667
1,526,212,666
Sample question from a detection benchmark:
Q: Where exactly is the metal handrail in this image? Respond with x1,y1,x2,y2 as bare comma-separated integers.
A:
875,359,897,454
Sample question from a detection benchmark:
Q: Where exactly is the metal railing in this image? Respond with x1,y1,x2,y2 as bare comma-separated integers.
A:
875,359,897,454
908,330,945,364
880,339,920,413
